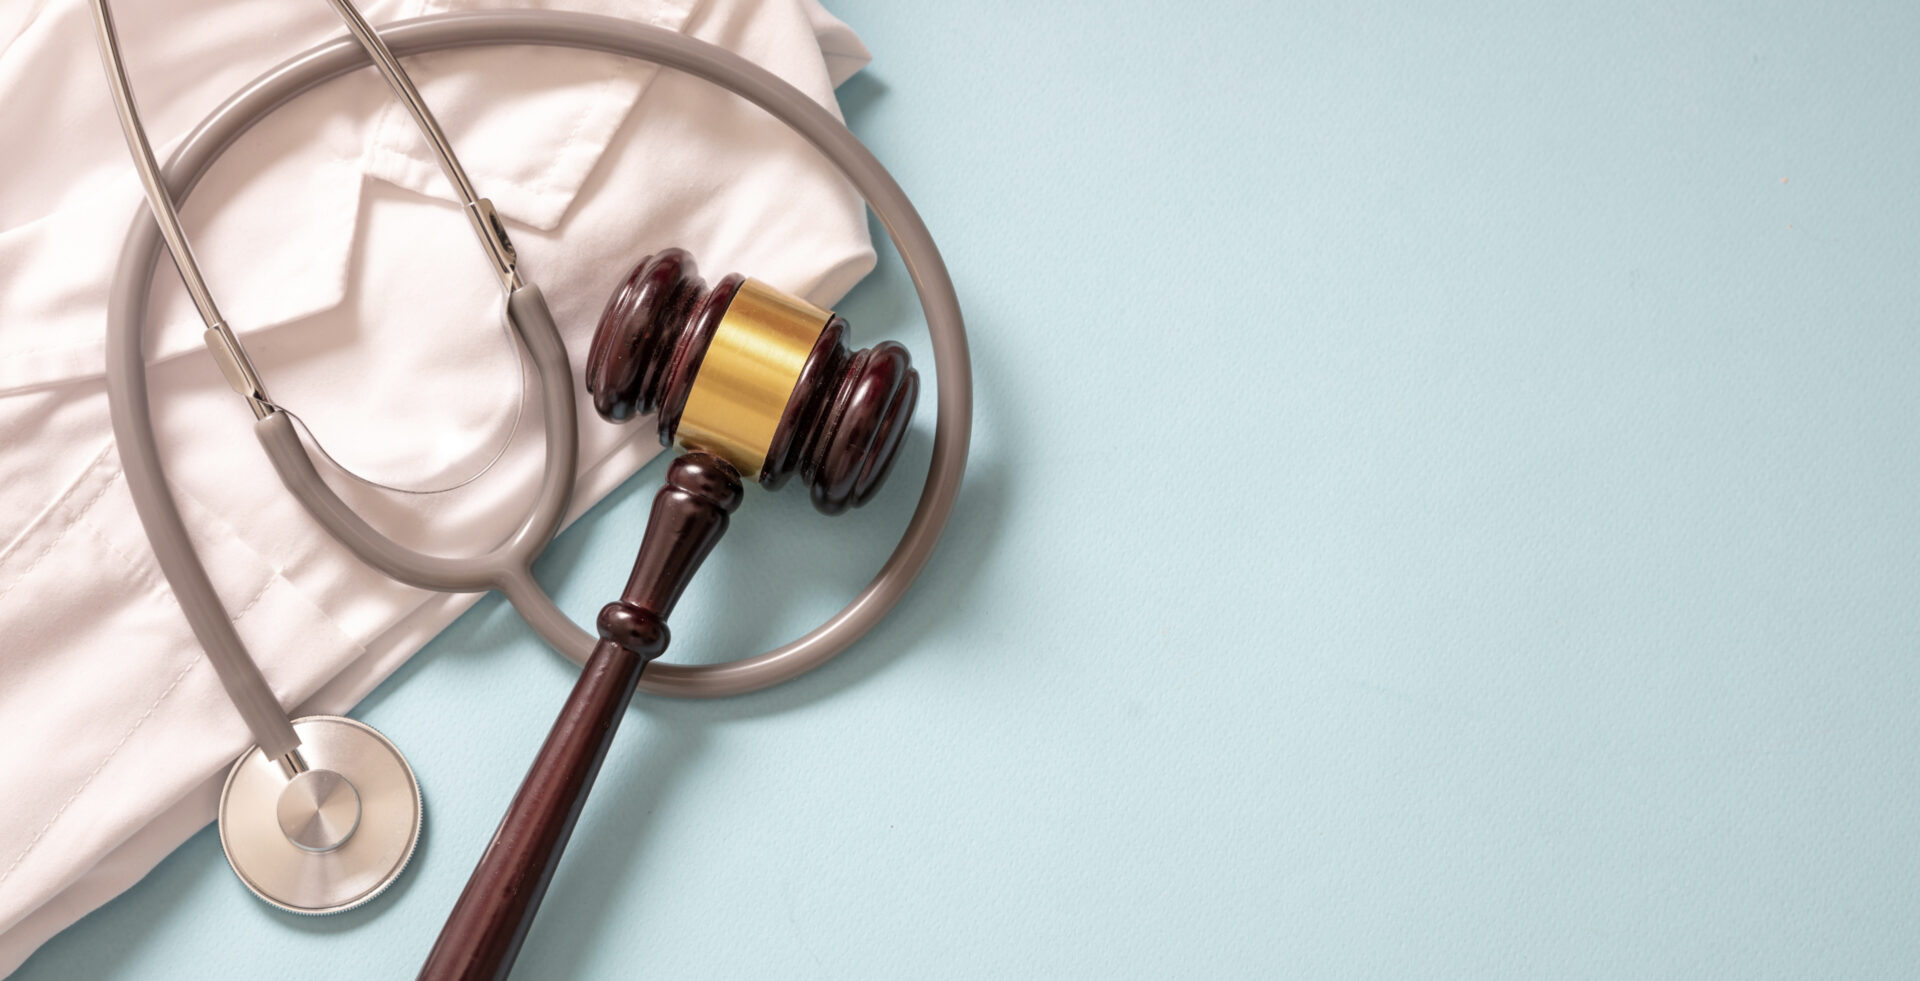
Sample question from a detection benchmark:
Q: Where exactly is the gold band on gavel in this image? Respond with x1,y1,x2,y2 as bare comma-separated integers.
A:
676,279,831,477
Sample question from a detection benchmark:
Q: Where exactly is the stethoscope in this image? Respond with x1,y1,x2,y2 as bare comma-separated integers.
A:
89,2,969,975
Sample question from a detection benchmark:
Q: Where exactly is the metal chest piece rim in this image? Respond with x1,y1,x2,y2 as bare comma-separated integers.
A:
217,715,421,915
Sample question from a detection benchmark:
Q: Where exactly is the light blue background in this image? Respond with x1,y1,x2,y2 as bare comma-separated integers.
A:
21,0,1920,976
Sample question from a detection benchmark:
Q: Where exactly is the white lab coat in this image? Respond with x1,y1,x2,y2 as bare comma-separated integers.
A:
0,0,875,970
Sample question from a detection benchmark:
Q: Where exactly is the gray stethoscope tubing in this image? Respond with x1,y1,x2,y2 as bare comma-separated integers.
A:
90,0,550,763
105,6,972,731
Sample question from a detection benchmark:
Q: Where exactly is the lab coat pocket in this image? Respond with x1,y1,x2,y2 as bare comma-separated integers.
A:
0,443,353,938
0,446,222,936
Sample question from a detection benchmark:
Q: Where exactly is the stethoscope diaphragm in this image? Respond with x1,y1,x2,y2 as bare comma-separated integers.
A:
217,716,420,914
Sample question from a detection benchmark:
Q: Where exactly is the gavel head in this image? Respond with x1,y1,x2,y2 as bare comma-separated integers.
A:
586,248,919,514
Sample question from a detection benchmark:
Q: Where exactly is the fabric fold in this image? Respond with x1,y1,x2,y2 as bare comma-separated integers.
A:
0,0,876,971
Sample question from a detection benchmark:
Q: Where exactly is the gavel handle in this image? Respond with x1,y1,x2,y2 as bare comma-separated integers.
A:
418,638,644,981
420,453,743,981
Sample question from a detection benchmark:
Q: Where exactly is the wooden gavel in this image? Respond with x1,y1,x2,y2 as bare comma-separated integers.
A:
418,250,917,980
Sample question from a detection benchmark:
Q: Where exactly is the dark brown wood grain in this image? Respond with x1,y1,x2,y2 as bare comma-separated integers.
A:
797,338,918,515
417,637,642,981
586,250,920,514
426,248,926,978
419,454,744,981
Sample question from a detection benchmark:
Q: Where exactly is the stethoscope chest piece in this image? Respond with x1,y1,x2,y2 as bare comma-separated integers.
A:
97,8,970,968
217,716,421,914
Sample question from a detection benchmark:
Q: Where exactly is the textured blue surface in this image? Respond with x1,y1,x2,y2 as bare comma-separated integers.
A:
20,1,1920,976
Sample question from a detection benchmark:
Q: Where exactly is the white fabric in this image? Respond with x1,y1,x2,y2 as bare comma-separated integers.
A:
0,0,874,971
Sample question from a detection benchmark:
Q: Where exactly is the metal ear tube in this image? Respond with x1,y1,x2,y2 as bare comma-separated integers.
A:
102,11,971,969
89,0,427,915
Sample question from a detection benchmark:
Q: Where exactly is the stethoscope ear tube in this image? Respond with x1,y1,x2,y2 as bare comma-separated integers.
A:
92,0,298,763
111,11,972,699
103,8,972,944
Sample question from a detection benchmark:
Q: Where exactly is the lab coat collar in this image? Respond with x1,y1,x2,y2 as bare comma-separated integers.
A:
0,0,696,397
